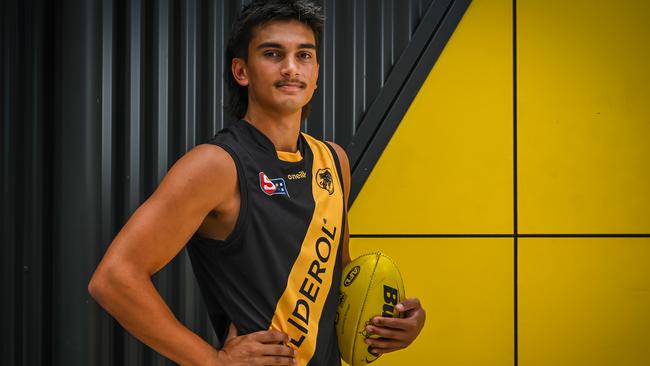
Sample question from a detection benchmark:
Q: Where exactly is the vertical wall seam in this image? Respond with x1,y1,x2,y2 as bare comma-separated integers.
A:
183,0,197,151
100,0,115,364
157,0,169,182
129,0,142,215
513,0,519,365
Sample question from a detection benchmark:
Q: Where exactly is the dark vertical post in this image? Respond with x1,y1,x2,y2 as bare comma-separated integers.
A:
99,0,116,364
23,0,48,363
1,0,19,362
53,0,102,364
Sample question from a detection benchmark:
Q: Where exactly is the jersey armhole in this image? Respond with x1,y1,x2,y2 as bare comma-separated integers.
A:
324,141,345,200
324,142,348,261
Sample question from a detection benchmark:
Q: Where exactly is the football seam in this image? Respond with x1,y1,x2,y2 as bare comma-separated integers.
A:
350,252,381,363
378,253,406,310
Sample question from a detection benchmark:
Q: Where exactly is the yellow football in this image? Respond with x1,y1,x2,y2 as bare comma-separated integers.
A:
336,252,406,365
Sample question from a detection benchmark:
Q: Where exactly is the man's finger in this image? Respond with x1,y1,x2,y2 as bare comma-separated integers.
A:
372,316,411,330
365,337,405,351
253,330,289,344
396,297,421,313
259,344,296,357
366,324,403,339
368,346,401,355
254,355,295,365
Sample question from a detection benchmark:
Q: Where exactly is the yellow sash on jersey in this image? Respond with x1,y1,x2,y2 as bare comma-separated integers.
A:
268,134,344,366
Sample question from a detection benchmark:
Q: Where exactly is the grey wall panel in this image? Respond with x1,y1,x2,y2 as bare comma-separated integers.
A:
100,1,117,363
23,3,48,364
2,2,19,364
53,0,103,364
1,0,443,364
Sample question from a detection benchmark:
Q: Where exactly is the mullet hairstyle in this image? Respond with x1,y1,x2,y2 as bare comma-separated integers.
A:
225,0,324,120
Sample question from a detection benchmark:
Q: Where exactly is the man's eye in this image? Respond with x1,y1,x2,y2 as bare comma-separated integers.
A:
264,51,281,58
299,52,313,60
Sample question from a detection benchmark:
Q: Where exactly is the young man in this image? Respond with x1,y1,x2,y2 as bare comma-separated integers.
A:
88,1,425,365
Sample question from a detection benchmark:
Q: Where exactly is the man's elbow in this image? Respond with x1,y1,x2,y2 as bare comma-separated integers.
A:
88,265,128,306
89,262,149,304
88,269,111,305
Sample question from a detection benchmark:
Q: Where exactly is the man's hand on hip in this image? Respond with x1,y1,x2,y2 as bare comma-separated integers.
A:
212,327,296,366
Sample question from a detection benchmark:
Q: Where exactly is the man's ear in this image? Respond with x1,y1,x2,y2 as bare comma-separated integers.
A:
231,58,249,87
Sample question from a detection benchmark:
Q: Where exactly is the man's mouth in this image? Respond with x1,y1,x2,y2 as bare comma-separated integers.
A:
275,80,306,90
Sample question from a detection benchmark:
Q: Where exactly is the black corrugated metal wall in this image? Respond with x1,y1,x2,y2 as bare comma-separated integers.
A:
2,0,436,364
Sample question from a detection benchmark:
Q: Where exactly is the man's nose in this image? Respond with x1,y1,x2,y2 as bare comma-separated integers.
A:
280,55,299,78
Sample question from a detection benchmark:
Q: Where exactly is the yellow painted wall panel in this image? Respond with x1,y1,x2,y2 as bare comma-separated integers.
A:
345,238,514,366
349,0,513,235
518,1,650,233
519,238,650,366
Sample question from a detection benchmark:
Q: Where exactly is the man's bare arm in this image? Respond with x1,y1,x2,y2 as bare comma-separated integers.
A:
327,142,351,267
88,144,236,365
327,142,426,354
88,144,294,366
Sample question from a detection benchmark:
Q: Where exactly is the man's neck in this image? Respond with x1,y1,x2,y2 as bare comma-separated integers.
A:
243,106,302,152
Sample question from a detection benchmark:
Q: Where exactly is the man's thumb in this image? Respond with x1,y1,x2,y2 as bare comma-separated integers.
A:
226,322,238,341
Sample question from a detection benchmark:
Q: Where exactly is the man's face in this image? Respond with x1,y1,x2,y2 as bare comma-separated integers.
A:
233,20,320,116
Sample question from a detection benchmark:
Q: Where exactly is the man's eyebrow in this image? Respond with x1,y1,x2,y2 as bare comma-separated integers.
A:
257,42,283,50
256,42,316,50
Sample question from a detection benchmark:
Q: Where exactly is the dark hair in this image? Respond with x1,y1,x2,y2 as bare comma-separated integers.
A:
225,0,324,120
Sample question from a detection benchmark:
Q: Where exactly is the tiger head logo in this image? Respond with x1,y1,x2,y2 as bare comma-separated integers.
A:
316,168,334,195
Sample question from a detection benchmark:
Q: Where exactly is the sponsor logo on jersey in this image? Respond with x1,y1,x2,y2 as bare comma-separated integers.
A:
286,223,337,348
259,172,289,196
287,170,307,180
316,168,334,195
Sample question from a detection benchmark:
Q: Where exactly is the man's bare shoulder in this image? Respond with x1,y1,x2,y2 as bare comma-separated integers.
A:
154,144,237,210
325,141,351,204
169,144,235,180
325,141,349,168
181,143,233,167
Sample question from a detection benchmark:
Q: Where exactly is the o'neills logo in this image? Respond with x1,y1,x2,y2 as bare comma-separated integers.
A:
343,266,360,287
316,168,334,195
286,222,337,348
288,170,307,180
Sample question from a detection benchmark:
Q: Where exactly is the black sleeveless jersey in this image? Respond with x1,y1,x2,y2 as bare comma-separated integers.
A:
186,119,345,366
